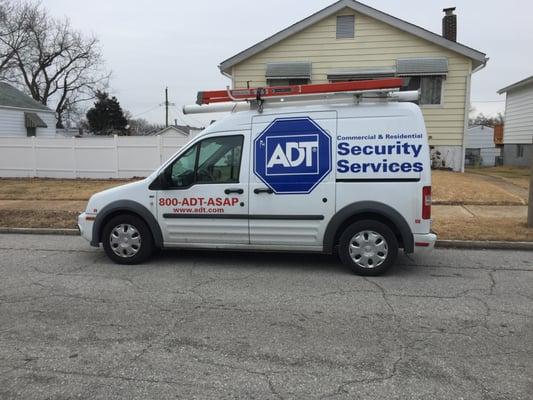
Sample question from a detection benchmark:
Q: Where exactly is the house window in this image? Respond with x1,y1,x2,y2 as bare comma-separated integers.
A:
336,15,355,38
267,78,310,87
400,76,444,105
26,127,36,137
517,144,525,158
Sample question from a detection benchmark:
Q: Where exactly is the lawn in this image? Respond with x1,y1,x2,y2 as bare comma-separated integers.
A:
432,171,527,205
0,172,532,241
0,178,132,200
466,166,530,190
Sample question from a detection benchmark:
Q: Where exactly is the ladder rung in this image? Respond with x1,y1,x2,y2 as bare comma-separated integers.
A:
196,78,404,105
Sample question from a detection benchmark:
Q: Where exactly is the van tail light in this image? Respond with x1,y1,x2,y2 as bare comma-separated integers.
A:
422,186,432,220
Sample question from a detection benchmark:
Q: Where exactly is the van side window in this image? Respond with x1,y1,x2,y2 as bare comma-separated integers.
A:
166,135,243,188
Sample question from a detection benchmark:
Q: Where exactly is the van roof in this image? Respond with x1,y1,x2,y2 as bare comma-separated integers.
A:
200,101,421,137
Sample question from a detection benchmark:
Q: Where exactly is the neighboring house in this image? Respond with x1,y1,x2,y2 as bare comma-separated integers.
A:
465,125,501,167
150,125,192,146
0,82,56,137
173,123,204,137
153,125,189,137
218,0,487,171
497,75,533,166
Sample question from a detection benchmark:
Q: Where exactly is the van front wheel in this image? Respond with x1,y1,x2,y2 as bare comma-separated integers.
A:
338,220,398,276
102,215,153,264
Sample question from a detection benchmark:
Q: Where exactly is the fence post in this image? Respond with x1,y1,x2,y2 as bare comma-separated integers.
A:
72,136,77,178
114,134,119,178
31,135,37,177
527,145,533,228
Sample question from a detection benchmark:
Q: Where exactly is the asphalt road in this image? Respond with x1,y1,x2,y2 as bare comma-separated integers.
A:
0,234,532,400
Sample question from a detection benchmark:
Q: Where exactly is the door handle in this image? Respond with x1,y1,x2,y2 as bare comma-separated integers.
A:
224,188,244,195
254,188,274,194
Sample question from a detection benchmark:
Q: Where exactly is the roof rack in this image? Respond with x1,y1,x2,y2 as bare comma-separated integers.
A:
183,78,419,114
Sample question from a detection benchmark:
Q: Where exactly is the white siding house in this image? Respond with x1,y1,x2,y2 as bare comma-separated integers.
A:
465,125,500,167
0,82,56,137
497,75,533,166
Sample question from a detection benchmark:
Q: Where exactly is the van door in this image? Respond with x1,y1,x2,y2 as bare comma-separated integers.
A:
249,111,336,248
156,133,249,245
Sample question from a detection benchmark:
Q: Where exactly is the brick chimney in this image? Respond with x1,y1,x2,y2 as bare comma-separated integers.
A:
442,7,457,42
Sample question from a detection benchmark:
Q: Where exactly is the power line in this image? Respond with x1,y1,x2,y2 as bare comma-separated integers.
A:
171,105,205,128
132,104,161,118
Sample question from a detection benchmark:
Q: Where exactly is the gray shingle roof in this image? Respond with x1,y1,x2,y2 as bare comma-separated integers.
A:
0,82,53,112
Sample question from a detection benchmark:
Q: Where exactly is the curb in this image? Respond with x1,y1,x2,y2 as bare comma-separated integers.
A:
1,228,532,251
0,227,79,236
436,240,533,251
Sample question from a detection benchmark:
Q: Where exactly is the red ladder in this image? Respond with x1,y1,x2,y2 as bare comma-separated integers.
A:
196,78,404,105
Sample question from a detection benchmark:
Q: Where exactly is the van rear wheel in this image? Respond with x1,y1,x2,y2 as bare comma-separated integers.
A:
102,215,153,265
338,220,398,276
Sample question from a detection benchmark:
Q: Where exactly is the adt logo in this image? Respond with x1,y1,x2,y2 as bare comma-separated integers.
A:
254,117,332,194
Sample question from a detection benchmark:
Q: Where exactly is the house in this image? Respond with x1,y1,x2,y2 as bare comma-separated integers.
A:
153,125,189,137
497,75,533,166
465,125,501,167
0,82,56,137
218,0,487,171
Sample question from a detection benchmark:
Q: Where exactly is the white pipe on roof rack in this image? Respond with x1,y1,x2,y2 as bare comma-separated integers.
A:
183,90,420,114
183,102,250,115
389,90,420,102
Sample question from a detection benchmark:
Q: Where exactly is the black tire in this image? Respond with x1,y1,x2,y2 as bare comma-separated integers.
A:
338,220,398,276
102,214,154,265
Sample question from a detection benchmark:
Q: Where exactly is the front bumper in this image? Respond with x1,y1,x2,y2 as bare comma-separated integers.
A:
413,232,437,252
77,212,95,244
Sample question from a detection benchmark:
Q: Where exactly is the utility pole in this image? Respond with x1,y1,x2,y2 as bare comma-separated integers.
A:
161,87,175,128
165,87,169,127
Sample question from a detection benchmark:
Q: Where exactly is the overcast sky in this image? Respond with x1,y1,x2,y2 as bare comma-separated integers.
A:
44,0,533,127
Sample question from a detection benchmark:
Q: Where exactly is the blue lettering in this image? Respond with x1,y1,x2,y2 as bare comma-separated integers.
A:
337,159,349,173
350,163,361,173
401,162,412,172
413,162,424,172
362,146,373,155
351,145,361,156
337,142,350,156
389,162,400,173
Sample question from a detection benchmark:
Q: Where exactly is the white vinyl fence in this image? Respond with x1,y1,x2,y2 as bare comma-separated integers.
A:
0,135,188,179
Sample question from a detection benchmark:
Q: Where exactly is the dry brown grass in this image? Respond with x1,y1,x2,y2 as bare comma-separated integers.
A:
433,216,533,242
432,170,526,205
0,209,78,229
466,166,530,190
1,175,532,242
0,178,135,200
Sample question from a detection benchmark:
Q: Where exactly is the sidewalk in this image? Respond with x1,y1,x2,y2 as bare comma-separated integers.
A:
433,204,527,219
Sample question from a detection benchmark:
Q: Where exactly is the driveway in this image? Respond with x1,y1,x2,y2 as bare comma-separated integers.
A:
0,234,532,399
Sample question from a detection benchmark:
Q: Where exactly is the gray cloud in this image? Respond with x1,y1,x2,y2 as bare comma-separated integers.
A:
44,0,532,126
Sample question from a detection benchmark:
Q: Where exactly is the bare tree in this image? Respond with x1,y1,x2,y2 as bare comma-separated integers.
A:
0,1,37,74
2,1,109,128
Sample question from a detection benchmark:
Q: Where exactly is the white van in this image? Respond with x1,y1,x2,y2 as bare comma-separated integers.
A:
78,95,436,275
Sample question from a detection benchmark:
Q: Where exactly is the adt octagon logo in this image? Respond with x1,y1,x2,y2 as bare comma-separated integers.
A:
254,117,332,194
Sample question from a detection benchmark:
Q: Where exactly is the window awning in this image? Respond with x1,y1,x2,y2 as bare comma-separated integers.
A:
327,66,396,81
266,62,311,79
396,58,448,76
24,112,48,128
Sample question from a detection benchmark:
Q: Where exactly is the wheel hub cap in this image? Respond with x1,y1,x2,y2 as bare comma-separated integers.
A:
348,230,388,269
110,224,141,258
